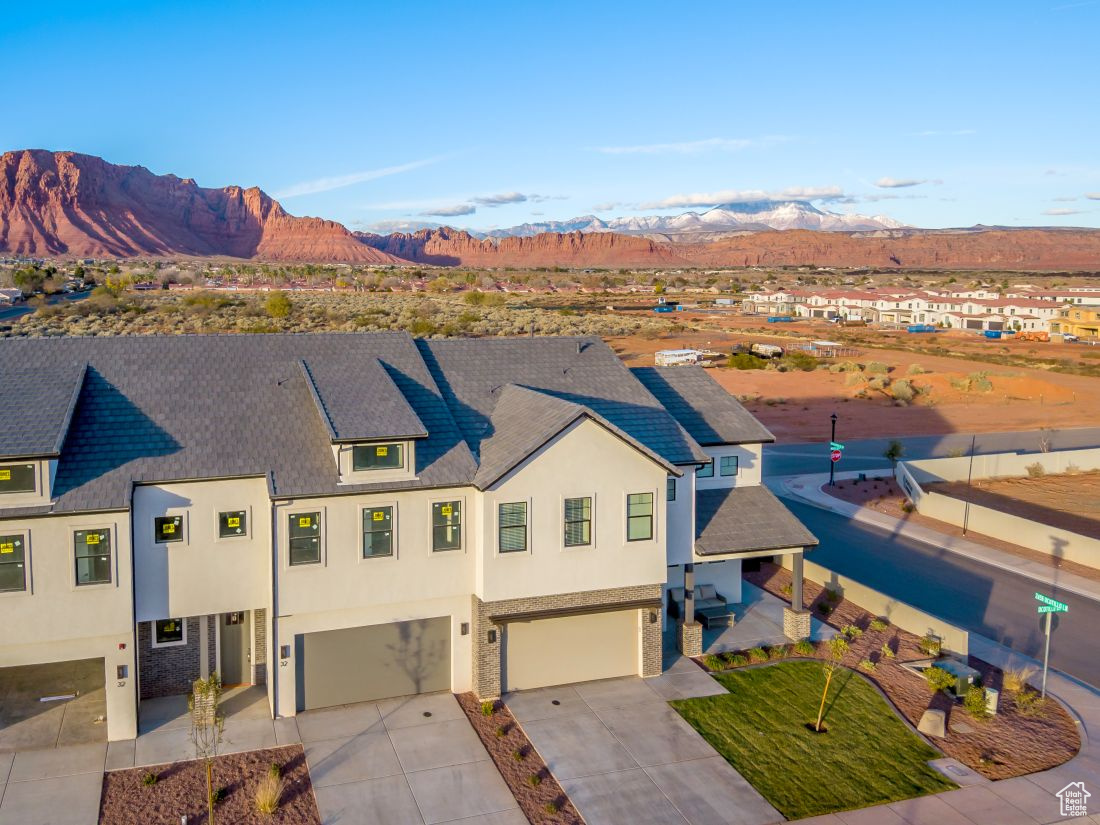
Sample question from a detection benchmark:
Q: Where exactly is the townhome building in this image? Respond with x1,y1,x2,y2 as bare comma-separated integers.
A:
1051,305,1100,340
0,332,816,742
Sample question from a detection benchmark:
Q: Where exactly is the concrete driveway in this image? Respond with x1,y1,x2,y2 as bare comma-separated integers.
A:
288,692,525,825
0,660,107,753
506,663,783,825
0,742,105,825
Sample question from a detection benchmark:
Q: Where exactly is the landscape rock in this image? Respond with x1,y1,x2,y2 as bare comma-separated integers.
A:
918,708,947,738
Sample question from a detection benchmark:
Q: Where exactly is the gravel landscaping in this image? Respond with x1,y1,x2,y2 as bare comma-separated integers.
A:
456,692,581,824
738,562,1080,779
99,744,320,825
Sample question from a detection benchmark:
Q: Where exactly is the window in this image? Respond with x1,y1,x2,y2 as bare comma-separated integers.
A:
74,529,111,586
362,506,394,558
563,497,592,547
0,463,35,495
352,443,404,471
697,461,714,478
154,515,183,544
0,534,26,592
720,456,739,477
498,502,528,553
288,512,321,566
627,493,654,541
153,618,185,647
666,477,676,501
432,501,462,552
218,510,248,538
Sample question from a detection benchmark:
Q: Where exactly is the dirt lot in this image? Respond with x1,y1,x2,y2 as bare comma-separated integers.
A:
608,314,1100,442
929,470,1100,541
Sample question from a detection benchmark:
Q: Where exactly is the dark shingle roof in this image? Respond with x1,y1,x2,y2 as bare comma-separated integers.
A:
631,366,774,445
301,357,427,442
472,384,680,488
695,486,818,555
420,337,710,467
0,362,86,458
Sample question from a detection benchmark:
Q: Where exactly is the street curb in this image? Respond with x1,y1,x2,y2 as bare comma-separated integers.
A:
771,474,1100,604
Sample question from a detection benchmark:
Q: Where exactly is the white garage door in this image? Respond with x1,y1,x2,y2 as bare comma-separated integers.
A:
503,610,639,692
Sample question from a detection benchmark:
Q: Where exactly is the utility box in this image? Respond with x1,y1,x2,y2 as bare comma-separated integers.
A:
937,658,981,696
985,687,999,716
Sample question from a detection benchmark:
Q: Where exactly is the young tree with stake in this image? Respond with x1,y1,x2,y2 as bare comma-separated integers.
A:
190,674,225,825
815,636,850,733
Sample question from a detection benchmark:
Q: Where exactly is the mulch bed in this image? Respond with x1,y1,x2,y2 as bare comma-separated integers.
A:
731,563,1081,780
99,744,320,825
456,692,581,824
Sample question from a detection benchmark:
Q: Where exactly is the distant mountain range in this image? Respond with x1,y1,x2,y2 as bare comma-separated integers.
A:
482,201,905,238
3,150,1100,270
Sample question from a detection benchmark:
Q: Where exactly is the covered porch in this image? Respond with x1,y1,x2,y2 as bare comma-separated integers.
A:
673,486,819,657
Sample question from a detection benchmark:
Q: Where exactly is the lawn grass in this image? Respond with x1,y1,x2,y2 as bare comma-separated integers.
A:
670,661,955,819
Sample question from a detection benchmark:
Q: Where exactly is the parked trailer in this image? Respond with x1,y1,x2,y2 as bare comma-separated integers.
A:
749,343,784,359
766,316,794,323
654,349,702,366
906,324,937,333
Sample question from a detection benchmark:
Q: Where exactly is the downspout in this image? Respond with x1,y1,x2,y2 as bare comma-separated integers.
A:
268,472,281,719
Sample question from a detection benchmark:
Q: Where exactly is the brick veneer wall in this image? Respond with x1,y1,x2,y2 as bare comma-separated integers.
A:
139,617,203,699
254,608,267,685
472,584,663,700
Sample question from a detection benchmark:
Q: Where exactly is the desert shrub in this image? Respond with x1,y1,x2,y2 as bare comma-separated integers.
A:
817,603,832,615
725,652,748,667
869,618,889,632
824,588,840,604
968,371,993,392
901,500,915,513
964,686,990,720
255,771,285,815
769,644,788,660
907,363,928,375
918,633,942,656
703,654,725,671
881,642,895,659
865,361,889,374
925,666,957,694
783,351,819,372
794,640,816,656
142,771,158,787
946,447,966,458
867,376,890,391
268,762,281,779
512,748,526,761
495,725,507,738
1002,666,1037,693
890,380,916,402
480,700,495,716
1065,463,1081,475
779,583,792,596
842,625,863,639
748,647,768,663
544,801,560,815
858,659,876,673
728,353,766,370
265,290,292,318
1025,462,1046,478
527,773,542,787
1015,688,1047,716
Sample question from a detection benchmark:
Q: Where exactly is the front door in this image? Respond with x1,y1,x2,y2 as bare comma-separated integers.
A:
221,611,250,686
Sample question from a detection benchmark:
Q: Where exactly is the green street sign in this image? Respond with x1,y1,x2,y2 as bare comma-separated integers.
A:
1035,592,1069,611
829,442,845,451
1038,605,1068,614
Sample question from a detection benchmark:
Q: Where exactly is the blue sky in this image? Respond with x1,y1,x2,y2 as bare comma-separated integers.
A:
3,1,1099,231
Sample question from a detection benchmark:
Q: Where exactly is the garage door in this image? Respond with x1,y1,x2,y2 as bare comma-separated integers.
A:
503,610,639,693
295,617,450,711
965,319,983,329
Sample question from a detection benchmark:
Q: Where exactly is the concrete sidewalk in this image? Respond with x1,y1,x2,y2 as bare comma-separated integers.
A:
797,634,1100,824
771,471,1100,604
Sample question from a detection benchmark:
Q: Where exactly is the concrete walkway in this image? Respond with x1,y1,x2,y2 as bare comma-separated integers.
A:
506,666,782,825
771,471,1100,603
0,742,105,825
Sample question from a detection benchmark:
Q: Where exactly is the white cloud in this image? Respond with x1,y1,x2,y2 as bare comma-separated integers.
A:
273,156,442,199
593,201,624,212
472,192,527,206
640,185,844,210
354,219,441,234
591,136,787,155
421,203,477,217
1087,193,1100,200
875,177,930,188
913,129,976,137
1043,208,1086,215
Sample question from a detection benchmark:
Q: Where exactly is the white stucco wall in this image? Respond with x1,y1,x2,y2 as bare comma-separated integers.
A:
132,478,272,621
665,470,696,566
695,443,763,490
477,418,668,603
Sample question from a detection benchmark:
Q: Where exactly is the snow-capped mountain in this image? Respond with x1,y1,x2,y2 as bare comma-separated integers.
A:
483,201,905,237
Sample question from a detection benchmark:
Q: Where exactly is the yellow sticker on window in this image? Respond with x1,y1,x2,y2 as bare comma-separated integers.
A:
162,523,176,534
86,533,100,545
372,511,385,521
0,543,13,554
298,516,311,528
440,505,453,517
0,470,9,481
227,517,240,528
375,446,389,457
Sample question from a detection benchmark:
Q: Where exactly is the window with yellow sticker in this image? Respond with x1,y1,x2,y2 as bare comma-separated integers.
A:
154,516,183,544
0,463,35,495
74,530,111,586
288,512,321,566
351,443,404,472
0,534,26,592
218,510,247,538
362,507,394,558
432,501,462,552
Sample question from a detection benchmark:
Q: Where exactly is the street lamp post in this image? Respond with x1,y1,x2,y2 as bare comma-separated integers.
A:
829,413,838,487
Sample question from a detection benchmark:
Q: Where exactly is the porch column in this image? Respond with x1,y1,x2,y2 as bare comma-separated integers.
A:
677,563,702,657
783,551,811,642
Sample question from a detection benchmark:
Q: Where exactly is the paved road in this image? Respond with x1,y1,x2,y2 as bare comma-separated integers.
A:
0,291,89,321
764,427,1100,477
788,498,1100,690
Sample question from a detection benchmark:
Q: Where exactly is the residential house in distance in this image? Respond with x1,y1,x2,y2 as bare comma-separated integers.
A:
0,332,816,742
1050,305,1100,340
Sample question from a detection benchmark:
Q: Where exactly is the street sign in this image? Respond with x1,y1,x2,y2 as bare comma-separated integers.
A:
829,442,845,451
1035,592,1069,611
1038,605,1068,614
830,449,842,463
